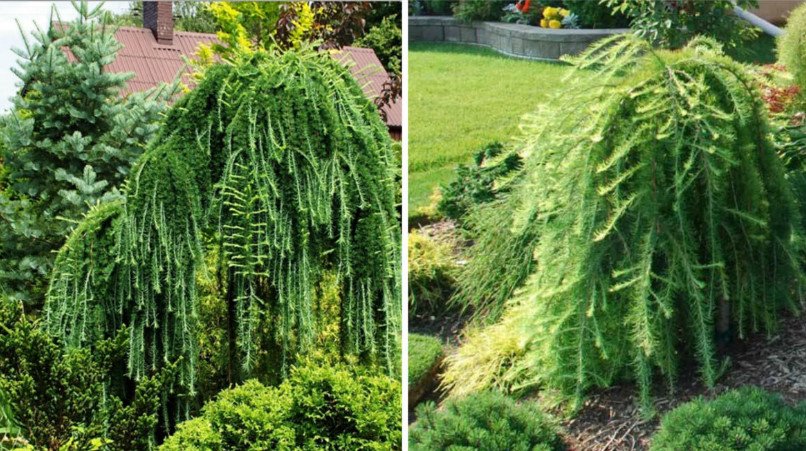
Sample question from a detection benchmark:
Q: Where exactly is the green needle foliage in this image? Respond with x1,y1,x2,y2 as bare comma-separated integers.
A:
0,2,169,304
651,387,806,450
407,333,443,390
444,35,804,411
778,2,806,101
410,391,566,451
437,141,523,224
0,298,166,450
46,48,401,423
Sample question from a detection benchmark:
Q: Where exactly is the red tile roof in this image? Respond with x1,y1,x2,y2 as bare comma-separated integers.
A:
111,27,217,95
56,23,401,129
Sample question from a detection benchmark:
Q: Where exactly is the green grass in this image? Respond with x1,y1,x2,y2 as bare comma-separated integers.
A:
408,333,443,388
408,42,569,215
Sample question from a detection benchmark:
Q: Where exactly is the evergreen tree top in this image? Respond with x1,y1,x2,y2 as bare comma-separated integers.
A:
0,0,169,304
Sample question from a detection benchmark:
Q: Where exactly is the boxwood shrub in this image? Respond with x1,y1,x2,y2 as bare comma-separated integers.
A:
651,386,806,450
410,391,566,451
408,334,443,389
161,361,401,450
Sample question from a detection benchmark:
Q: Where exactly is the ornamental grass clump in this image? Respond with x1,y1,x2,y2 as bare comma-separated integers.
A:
45,48,401,423
444,35,804,411
408,230,458,316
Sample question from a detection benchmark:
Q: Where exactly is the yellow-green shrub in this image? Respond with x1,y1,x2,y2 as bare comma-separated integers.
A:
161,361,402,450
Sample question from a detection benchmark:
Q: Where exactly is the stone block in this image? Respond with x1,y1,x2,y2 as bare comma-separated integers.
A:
444,25,461,42
460,26,477,43
421,25,444,42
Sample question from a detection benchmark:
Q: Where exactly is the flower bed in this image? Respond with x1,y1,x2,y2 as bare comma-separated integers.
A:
409,16,627,60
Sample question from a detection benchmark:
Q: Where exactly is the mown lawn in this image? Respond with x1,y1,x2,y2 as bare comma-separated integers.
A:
408,42,569,216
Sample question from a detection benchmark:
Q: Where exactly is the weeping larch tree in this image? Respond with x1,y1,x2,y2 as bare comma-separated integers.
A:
443,36,804,411
44,48,401,422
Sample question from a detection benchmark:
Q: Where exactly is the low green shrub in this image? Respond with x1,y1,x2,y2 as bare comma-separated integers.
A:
410,391,566,451
0,298,164,450
778,2,806,100
564,0,629,28
604,0,758,49
423,0,452,16
408,334,443,389
453,0,509,23
438,142,522,224
356,15,401,76
409,0,452,16
408,230,458,316
161,360,402,450
651,387,806,451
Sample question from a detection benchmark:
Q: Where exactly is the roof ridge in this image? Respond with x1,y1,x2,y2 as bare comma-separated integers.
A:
340,46,374,52
173,30,218,37
116,26,150,32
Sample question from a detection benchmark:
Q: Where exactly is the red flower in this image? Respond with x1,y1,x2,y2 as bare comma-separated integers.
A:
522,0,531,13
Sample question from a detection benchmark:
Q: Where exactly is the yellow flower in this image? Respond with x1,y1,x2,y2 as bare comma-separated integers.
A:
543,6,555,18
549,19,561,29
540,18,549,28
560,8,570,17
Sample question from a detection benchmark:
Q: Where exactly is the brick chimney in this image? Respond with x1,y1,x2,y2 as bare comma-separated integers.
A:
143,1,173,45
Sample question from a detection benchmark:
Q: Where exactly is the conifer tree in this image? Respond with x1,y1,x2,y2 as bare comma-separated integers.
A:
0,2,169,304
444,36,804,412
46,48,401,424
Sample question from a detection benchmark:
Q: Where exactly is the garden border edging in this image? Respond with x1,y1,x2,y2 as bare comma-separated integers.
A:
410,16,629,61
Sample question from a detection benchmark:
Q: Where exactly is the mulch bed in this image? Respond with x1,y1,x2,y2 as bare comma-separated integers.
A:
564,315,806,450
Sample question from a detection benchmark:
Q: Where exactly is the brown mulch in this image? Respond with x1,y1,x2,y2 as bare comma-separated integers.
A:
563,315,806,450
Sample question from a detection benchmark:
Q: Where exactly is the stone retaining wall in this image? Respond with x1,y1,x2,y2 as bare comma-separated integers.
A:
410,16,629,61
